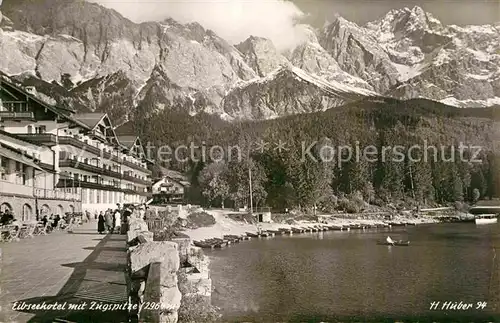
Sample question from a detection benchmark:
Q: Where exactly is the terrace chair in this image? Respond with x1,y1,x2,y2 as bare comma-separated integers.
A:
36,222,51,235
19,223,37,239
34,222,45,235
57,220,66,230
2,225,21,242
0,225,12,242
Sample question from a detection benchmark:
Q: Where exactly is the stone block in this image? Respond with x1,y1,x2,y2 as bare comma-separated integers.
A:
129,242,179,274
160,269,178,289
127,230,153,244
142,263,181,323
159,286,182,312
159,311,178,323
129,218,149,232
140,231,154,242
186,246,210,274
171,237,191,261
127,230,139,243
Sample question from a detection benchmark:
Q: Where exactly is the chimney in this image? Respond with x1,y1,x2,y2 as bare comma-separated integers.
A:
25,86,37,96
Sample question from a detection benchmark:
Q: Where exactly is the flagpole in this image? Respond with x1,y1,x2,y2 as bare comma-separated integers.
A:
249,165,253,215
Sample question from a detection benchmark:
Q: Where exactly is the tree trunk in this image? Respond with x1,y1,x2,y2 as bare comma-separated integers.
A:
409,164,415,199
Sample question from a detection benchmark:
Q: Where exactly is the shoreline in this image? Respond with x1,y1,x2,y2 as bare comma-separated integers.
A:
181,211,441,247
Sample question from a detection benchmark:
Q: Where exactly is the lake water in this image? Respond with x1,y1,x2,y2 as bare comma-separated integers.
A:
206,223,500,322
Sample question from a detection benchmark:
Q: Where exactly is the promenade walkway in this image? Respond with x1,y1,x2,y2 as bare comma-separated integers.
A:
0,222,128,322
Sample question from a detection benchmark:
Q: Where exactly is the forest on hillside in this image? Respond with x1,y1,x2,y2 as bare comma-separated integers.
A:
122,98,500,212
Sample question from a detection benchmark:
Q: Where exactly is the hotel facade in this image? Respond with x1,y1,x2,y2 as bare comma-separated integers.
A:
0,78,152,218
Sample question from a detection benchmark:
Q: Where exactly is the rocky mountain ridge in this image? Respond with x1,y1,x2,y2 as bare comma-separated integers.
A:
0,0,498,123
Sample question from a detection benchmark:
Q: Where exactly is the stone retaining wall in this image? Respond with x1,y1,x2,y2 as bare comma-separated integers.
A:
126,215,212,323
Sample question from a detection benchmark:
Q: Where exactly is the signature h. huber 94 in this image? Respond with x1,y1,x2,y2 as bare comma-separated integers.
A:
429,301,487,310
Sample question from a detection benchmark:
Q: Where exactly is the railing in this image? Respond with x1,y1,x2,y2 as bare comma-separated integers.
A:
123,159,152,174
14,134,151,174
0,111,35,120
58,136,102,156
34,188,81,201
16,133,58,146
57,178,120,191
123,173,150,185
145,218,169,232
59,159,123,180
123,189,152,197
0,181,34,196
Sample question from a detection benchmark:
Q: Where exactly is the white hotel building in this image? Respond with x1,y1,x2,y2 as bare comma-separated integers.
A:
0,78,152,216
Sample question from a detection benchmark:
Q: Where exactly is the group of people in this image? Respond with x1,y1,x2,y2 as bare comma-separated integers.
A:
96,203,147,234
0,209,15,226
41,214,62,231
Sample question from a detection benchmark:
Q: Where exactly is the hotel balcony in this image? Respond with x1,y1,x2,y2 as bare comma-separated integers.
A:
122,188,153,197
17,133,152,174
122,159,151,174
123,173,151,186
34,188,81,202
0,180,35,197
0,111,36,121
0,181,80,201
59,158,123,180
57,178,120,191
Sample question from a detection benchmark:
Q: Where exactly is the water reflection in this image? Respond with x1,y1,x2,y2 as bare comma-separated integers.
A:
207,223,500,322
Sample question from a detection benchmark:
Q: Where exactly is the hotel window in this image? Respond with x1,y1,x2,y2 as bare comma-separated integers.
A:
96,190,101,203
22,165,28,185
27,125,33,134
15,162,22,184
0,157,7,180
82,188,88,204
36,126,46,134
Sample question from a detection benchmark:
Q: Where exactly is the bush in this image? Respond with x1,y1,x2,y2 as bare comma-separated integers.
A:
372,198,385,207
320,195,338,213
454,201,470,213
153,228,178,241
338,198,360,214
185,212,216,229
336,192,366,214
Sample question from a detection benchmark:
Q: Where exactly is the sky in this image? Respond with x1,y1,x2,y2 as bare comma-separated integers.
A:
295,0,500,26
88,0,499,50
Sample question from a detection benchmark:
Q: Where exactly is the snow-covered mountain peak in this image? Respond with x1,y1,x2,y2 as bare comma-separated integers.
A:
366,5,443,37
1,0,499,122
236,36,289,77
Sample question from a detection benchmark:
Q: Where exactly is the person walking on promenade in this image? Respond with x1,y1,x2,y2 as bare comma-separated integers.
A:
122,206,132,234
138,204,146,220
104,209,113,233
114,208,122,234
97,212,105,234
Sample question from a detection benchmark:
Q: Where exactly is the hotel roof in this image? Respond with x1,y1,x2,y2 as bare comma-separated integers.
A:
74,113,107,130
117,135,139,149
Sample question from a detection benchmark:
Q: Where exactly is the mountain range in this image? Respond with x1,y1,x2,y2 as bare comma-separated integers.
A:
0,0,499,123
